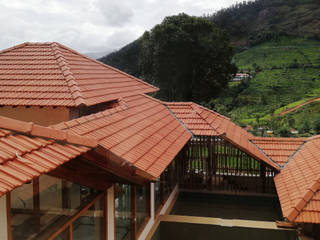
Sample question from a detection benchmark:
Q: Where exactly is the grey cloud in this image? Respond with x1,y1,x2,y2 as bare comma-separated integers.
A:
0,0,242,53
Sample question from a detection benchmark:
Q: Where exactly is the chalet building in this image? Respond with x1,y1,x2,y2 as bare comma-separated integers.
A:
0,43,319,240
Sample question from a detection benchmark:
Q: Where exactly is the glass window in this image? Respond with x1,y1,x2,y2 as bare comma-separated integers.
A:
72,197,105,240
115,184,132,240
53,227,69,240
11,181,35,240
11,175,100,240
154,180,161,212
136,185,150,231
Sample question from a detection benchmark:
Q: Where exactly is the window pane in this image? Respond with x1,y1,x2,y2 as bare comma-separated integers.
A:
136,185,149,231
53,227,69,240
11,175,99,240
11,181,35,240
39,175,88,234
154,180,161,212
115,184,131,240
72,197,105,240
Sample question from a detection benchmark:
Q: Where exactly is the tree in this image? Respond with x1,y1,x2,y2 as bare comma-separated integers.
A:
278,126,290,137
139,13,237,102
313,115,320,134
300,120,311,133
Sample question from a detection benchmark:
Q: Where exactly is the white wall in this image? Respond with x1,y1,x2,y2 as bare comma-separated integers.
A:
0,195,8,240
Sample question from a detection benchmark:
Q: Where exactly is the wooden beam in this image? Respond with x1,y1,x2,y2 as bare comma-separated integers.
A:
83,150,150,185
49,159,112,191
276,221,297,229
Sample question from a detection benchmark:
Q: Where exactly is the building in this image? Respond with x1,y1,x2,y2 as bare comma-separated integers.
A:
0,43,319,240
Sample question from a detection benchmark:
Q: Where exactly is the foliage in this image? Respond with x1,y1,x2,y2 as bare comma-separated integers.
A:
217,37,320,128
278,125,291,137
207,0,320,47
300,119,311,133
139,13,237,102
313,115,320,133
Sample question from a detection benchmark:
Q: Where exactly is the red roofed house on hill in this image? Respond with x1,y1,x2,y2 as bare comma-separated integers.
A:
0,42,318,240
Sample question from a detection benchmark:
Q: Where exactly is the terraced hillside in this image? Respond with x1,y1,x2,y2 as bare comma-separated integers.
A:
216,37,320,128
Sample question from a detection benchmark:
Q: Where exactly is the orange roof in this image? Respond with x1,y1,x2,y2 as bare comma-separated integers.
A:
251,137,305,167
0,116,97,197
165,102,279,170
274,136,320,223
53,94,191,179
0,42,158,106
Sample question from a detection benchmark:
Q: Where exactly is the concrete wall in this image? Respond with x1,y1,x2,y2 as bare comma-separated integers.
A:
0,195,8,240
0,106,72,126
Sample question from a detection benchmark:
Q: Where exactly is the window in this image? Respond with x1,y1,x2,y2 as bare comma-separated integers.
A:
10,175,104,240
115,184,132,240
136,184,150,232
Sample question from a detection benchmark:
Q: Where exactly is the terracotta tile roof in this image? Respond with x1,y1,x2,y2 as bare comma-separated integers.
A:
165,102,279,170
0,42,158,106
0,116,97,197
274,136,320,223
251,137,305,167
53,94,191,179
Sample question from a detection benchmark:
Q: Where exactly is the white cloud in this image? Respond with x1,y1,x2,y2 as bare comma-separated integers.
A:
0,0,243,53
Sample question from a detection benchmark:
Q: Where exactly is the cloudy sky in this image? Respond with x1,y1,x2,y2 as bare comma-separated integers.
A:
0,0,243,54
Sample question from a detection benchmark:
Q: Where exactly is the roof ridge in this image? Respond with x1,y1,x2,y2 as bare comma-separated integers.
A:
0,42,29,55
281,141,306,169
250,139,282,169
191,103,221,135
164,104,195,138
252,136,306,142
0,116,97,147
55,43,159,93
289,177,320,222
50,42,86,107
306,134,320,141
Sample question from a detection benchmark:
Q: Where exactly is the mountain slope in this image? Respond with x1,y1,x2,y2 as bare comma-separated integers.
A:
215,37,320,131
99,0,320,75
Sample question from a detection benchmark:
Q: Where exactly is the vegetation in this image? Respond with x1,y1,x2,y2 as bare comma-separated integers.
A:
213,37,320,134
99,0,320,136
208,0,320,47
139,14,236,102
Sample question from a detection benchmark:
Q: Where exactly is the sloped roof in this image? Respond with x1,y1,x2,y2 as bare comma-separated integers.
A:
165,102,280,170
0,42,158,106
274,136,320,223
53,94,191,179
0,116,97,197
251,137,305,167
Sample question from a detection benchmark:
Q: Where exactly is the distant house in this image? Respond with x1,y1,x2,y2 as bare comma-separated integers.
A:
232,73,250,82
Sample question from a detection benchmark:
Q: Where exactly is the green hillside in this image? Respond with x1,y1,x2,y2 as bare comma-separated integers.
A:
214,37,320,134
100,0,320,75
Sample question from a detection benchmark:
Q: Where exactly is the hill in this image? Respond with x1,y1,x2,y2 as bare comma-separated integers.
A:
99,0,320,76
208,0,320,47
213,36,320,135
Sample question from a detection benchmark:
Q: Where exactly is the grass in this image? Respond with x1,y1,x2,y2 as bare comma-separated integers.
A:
217,37,320,129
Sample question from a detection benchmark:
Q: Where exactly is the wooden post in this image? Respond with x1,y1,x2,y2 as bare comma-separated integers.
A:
33,178,40,232
260,164,266,193
107,185,115,240
131,185,137,240
0,195,9,240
